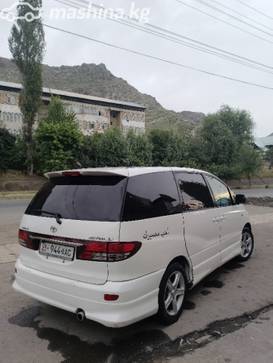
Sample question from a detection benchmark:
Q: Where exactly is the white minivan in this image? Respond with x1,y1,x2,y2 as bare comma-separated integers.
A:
13,167,254,327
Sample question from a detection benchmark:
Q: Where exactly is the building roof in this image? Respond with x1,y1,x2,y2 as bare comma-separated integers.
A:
0,80,145,111
46,166,211,178
254,136,273,149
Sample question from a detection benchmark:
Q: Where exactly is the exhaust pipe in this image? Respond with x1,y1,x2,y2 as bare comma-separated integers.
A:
76,308,86,322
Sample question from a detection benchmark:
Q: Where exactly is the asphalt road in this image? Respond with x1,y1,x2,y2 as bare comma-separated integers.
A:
0,199,28,246
235,188,273,198
0,199,273,362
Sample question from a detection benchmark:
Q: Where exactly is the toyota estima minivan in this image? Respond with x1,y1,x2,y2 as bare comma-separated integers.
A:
13,167,254,327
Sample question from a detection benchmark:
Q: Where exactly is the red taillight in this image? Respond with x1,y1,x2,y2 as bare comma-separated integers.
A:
104,294,119,301
77,242,107,261
62,171,81,177
77,241,141,262
18,229,39,250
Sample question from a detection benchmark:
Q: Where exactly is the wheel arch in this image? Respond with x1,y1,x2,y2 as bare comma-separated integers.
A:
166,255,193,287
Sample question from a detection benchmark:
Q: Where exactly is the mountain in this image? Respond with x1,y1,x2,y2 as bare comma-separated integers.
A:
0,57,205,131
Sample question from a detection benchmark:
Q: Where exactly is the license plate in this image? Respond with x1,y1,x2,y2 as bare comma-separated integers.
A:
39,241,75,261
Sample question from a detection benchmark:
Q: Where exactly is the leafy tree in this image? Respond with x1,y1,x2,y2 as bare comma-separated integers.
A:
96,128,128,167
148,129,193,167
13,134,28,171
35,98,82,173
148,129,173,166
9,0,45,175
197,116,237,177
0,128,16,171
265,147,273,169
238,144,262,185
79,133,103,168
217,105,253,144
126,131,152,166
193,105,257,179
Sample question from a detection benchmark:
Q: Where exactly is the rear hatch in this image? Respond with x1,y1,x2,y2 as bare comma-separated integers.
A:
19,172,127,285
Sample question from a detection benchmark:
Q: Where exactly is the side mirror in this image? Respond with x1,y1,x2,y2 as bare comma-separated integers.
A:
235,194,246,204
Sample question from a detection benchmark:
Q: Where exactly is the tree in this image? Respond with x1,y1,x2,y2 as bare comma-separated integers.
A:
265,147,273,169
79,133,103,168
238,144,262,186
126,131,152,166
148,129,168,166
96,128,128,167
217,105,253,144
35,98,82,173
197,116,237,178
0,128,16,171
148,129,194,167
9,0,45,175
194,105,257,179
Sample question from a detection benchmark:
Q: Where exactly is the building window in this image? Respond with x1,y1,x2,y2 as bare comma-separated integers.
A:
111,110,119,118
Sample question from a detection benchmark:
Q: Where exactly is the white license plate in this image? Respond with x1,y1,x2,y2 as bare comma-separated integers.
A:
39,241,75,261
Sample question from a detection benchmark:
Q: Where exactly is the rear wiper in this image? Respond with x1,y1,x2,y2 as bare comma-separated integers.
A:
32,209,62,225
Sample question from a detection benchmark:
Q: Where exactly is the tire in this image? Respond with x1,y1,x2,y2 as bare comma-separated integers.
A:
238,227,254,262
157,262,186,325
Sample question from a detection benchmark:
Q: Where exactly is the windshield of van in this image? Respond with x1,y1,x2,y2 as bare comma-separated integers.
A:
26,175,127,222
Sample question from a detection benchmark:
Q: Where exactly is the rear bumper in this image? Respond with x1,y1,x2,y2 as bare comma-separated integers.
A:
13,258,164,327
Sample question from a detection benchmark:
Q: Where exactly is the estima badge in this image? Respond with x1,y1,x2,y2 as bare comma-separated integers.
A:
50,226,57,233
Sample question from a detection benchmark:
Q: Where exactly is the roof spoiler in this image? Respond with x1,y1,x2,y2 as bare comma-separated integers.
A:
45,168,129,179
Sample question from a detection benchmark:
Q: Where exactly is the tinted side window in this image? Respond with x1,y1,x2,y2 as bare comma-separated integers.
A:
122,172,180,221
206,175,233,207
175,172,214,211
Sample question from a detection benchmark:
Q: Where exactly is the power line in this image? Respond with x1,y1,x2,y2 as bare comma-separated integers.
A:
175,0,273,45
145,22,273,71
54,0,273,76
193,0,273,38
43,23,273,91
208,0,273,33
235,0,273,22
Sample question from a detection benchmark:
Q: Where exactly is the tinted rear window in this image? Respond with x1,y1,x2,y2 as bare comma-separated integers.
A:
26,175,127,221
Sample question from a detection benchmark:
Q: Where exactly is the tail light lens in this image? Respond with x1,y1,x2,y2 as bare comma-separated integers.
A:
18,229,39,250
77,241,141,262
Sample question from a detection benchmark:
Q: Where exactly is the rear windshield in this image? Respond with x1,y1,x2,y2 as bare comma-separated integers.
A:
26,175,127,222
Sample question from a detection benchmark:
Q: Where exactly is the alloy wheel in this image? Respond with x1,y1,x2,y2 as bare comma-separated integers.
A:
164,270,185,316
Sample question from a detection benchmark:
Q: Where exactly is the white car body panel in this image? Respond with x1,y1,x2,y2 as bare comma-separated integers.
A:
19,215,121,284
182,208,221,285
14,258,164,327
111,214,187,281
218,205,249,264
13,167,251,327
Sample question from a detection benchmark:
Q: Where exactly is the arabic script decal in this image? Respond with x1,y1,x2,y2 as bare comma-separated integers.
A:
143,228,169,241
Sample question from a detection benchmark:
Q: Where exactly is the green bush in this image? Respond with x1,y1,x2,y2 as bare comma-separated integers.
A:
0,128,16,171
126,130,152,166
1,102,261,182
35,98,83,173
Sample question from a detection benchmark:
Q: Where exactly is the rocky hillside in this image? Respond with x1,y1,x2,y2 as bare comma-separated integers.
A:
0,57,205,131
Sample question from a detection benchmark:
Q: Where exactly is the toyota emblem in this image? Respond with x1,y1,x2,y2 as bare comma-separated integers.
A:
50,226,57,233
